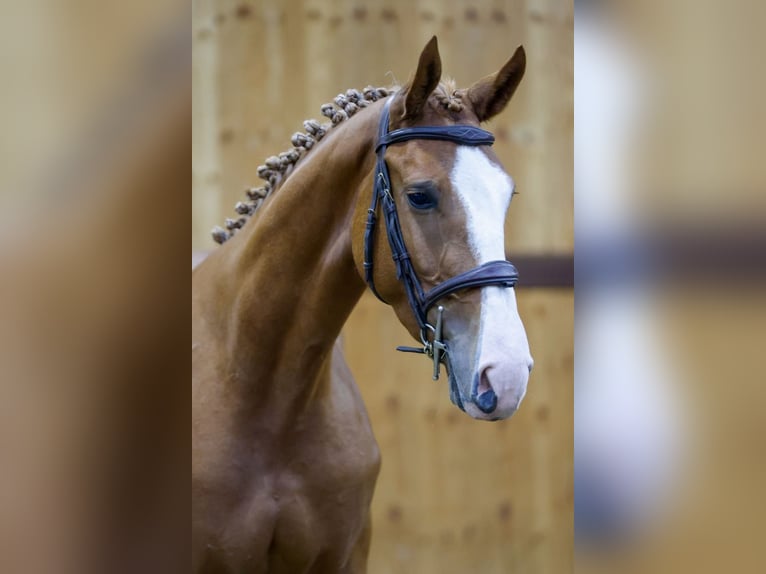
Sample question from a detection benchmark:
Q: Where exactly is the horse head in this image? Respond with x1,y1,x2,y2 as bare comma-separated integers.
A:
352,37,533,421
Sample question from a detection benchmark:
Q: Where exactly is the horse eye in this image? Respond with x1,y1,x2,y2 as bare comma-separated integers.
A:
406,191,436,210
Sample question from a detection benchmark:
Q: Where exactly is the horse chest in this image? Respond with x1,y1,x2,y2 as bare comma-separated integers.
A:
197,380,380,573
254,413,379,566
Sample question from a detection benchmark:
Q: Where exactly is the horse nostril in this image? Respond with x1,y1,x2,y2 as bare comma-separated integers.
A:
475,366,498,414
476,388,497,414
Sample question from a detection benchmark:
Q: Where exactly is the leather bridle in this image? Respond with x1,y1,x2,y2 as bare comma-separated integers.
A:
363,97,520,384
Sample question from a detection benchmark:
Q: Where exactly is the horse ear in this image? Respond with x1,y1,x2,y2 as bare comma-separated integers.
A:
467,45,526,123
402,36,442,119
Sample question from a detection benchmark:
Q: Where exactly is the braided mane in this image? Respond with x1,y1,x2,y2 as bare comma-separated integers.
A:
211,82,465,244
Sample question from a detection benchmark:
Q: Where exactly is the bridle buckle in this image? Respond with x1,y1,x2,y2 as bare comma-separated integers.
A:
396,305,447,380
429,305,447,380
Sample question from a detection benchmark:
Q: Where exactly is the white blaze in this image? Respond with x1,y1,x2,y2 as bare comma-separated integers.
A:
450,147,512,262
450,147,532,414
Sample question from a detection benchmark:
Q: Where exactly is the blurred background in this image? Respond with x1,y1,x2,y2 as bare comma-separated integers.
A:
575,1,766,572
193,0,573,572
0,2,188,573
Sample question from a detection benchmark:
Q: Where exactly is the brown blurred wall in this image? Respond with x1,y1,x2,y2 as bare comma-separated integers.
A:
193,1,573,572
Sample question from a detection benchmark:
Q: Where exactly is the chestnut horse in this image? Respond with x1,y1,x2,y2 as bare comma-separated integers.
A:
192,37,532,573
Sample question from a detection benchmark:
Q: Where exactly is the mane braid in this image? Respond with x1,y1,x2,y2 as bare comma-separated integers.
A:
433,78,465,113
211,81,466,244
211,86,394,244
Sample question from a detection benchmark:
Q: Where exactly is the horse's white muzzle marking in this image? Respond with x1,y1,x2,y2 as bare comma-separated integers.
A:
450,147,533,420
465,286,532,420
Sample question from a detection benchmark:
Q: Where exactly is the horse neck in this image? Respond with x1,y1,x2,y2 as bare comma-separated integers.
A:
203,104,381,410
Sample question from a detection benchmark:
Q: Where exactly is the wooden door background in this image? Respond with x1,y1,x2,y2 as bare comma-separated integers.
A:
193,1,573,572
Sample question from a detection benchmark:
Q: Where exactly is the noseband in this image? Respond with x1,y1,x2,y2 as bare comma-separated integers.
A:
363,98,519,382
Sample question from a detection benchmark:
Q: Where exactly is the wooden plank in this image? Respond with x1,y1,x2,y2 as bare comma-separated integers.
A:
193,250,574,287
513,253,574,287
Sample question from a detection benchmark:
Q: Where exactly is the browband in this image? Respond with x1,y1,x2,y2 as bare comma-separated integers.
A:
376,125,495,151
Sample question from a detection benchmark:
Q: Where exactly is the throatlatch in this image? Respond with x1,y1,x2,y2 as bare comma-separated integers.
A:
363,98,520,380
